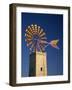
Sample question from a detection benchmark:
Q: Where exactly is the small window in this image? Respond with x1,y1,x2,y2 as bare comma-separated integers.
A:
40,67,42,71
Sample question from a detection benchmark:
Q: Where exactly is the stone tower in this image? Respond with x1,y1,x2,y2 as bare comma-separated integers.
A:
29,51,47,76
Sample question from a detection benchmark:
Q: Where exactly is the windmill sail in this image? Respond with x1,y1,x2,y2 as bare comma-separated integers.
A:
25,24,59,52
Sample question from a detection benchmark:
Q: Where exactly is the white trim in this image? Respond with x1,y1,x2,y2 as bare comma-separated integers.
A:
16,7,68,83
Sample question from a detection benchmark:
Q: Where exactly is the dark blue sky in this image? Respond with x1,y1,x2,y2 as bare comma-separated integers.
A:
21,12,63,77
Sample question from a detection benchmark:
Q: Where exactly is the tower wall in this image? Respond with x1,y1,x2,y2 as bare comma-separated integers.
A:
29,52,47,77
36,52,47,76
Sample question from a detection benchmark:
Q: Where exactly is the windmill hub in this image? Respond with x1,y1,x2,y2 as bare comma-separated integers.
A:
33,35,39,41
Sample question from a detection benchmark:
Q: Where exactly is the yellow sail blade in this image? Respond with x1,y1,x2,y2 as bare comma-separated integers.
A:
34,24,37,33
31,24,34,30
27,41,32,47
41,37,47,40
40,32,46,37
27,26,34,34
26,29,33,36
30,43,34,51
38,29,43,35
25,38,32,42
37,26,40,34
25,33,32,38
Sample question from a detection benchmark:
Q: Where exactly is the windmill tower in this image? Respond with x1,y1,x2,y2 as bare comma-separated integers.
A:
29,51,47,76
25,24,47,76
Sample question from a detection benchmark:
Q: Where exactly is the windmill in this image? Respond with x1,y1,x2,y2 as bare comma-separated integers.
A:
25,24,59,76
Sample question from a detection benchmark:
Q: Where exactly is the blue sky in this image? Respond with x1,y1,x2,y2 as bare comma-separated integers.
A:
21,12,63,77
